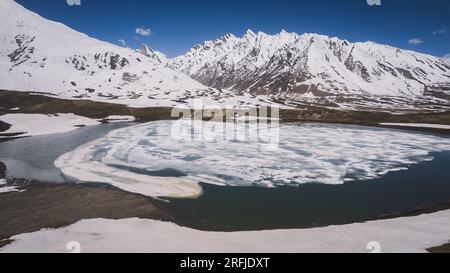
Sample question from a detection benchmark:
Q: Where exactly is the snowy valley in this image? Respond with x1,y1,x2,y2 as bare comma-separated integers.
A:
0,0,449,112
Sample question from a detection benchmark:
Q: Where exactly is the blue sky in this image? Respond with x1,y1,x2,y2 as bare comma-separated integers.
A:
16,0,450,58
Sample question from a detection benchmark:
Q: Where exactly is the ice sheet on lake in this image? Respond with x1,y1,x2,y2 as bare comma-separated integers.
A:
55,121,450,197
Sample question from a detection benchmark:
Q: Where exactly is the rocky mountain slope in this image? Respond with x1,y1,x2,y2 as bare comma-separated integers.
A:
139,44,167,64
1,0,449,112
169,30,450,111
443,54,450,65
0,0,271,108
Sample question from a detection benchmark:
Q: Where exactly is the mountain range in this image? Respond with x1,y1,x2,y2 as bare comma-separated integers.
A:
168,30,450,111
1,0,449,112
0,0,270,108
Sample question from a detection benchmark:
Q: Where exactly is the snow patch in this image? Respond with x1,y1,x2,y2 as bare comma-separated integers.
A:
0,113,100,137
103,115,136,123
3,210,450,253
0,178,22,194
380,123,450,130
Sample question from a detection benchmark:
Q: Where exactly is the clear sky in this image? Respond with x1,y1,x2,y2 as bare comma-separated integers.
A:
15,0,450,58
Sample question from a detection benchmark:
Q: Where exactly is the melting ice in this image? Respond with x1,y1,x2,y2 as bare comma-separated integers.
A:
55,121,450,196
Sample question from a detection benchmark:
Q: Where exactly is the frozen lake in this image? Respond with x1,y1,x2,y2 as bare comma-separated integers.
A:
1,121,450,230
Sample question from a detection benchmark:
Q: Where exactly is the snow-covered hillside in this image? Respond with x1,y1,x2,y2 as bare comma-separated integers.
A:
170,30,450,111
139,44,167,64
0,0,271,108
1,0,449,111
443,54,450,65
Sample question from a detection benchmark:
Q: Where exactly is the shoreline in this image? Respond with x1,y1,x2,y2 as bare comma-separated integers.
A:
0,181,175,242
2,209,450,253
428,242,450,253
377,202,450,220
0,161,5,178
1,90,450,252
1,158,450,238
1,162,450,252
1,90,450,134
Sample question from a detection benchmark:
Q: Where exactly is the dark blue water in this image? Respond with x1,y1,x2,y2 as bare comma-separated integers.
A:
1,122,450,232
161,151,450,231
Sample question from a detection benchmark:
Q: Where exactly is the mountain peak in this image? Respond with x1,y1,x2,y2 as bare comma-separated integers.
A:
0,0,210,108
140,44,152,55
139,44,167,63
443,54,450,65
245,29,257,37
169,30,450,110
4,0,449,111
221,33,236,41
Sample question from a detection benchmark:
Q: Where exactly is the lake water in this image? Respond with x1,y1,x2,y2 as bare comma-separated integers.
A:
1,121,450,231
0,123,133,183
163,151,450,231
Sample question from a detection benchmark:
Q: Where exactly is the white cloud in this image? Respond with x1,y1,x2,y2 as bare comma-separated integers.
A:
135,27,152,36
118,39,126,46
433,29,448,35
408,38,423,45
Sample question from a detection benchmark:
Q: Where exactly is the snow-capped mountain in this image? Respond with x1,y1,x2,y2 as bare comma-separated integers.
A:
1,0,449,111
139,44,167,64
0,0,270,108
443,54,450,66
169,30,450,110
